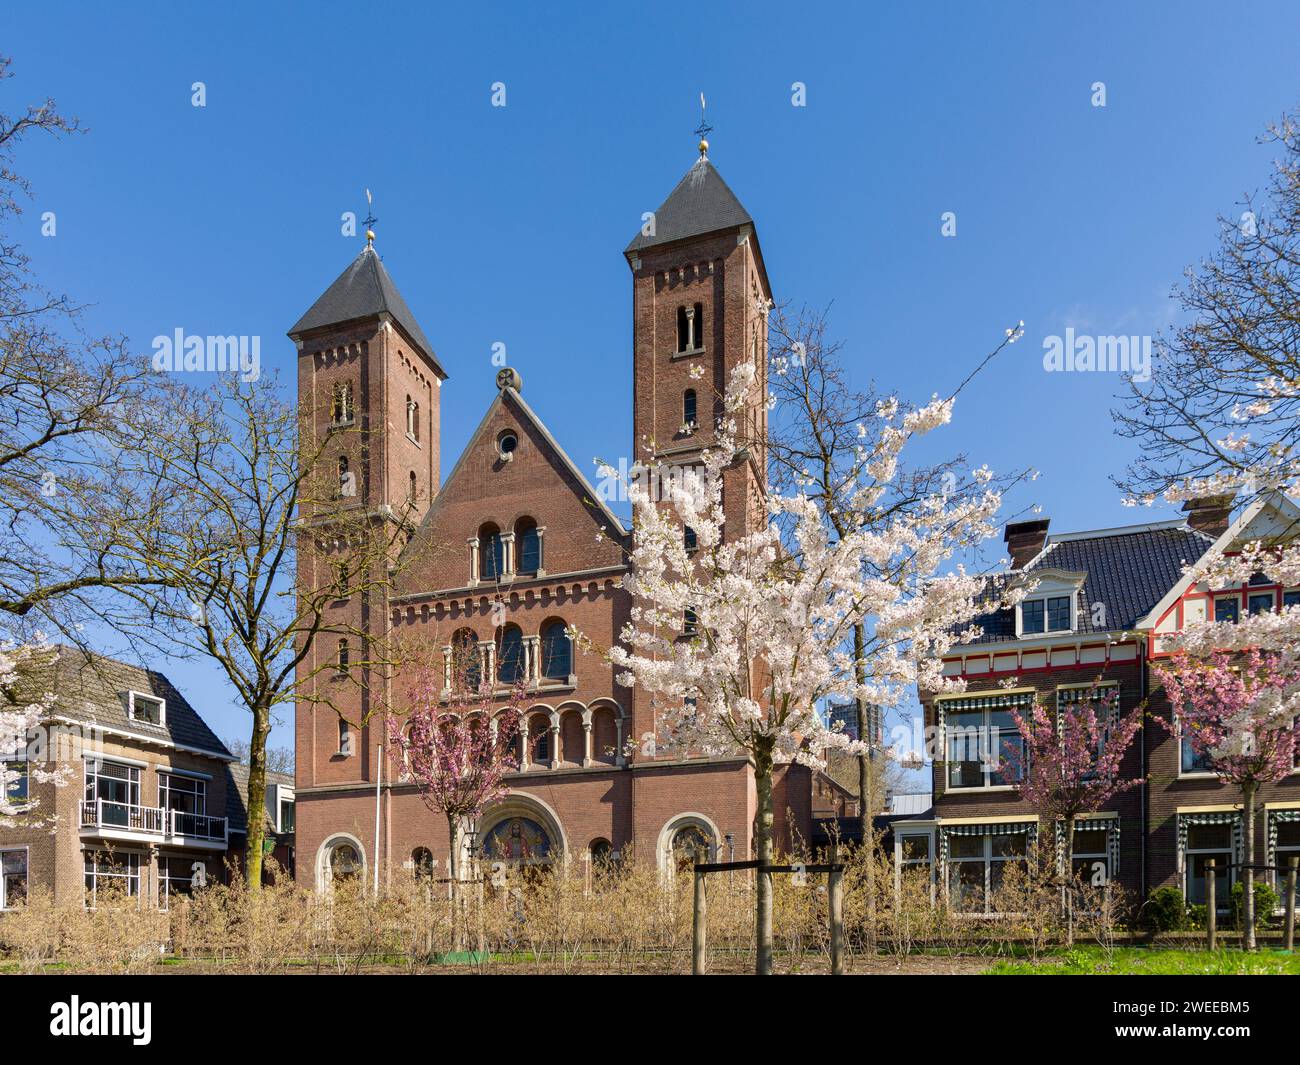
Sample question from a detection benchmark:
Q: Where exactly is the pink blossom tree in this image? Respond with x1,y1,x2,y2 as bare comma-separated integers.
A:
1153,649,1300,949
387,639,525,886
1009,682,1144,941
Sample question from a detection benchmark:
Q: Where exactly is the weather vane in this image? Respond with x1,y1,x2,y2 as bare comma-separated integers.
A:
363,188,378,246
694,92,713,156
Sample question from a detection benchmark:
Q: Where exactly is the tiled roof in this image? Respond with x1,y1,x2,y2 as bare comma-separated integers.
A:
225,762,294,836
288,245,447,378
967,523,1214,645
625,157,754,253
23,646,233,759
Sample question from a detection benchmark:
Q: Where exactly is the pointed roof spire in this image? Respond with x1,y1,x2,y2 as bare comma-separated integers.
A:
288,246,447,379
625,155,754,254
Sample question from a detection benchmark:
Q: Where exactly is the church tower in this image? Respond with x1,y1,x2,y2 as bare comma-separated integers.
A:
288,240,447,790
625,138,772,539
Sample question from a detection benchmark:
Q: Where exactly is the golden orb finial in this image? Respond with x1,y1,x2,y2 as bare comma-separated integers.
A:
366,229,376,244
698,137,709,157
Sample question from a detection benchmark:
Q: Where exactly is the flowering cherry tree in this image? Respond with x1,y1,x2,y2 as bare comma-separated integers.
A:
609,363,1009,974
1,639,66,829
1009,683,1143,942
1153,649,1300,949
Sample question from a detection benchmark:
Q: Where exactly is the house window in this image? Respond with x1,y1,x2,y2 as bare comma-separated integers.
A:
683,389,697,430
1284,590,1300,610
945,830,1030,914
1020,595,1072,635
279,797,296,835
128,691,165,725
2,745,28,806
498,625,524,685
1070,825,1111,886
338,719,352,757
450,628,480,691
944,698,1028,789
1248,591,1276,616
331,382,354,425
684,525,697,551
517,519,541,574
540,621,572,681
1184,822,1235,908
84,760,141,826
1180,729,1214,774
1213,597,1239,623
160,772,206,836
1274,819,1300,893
84,850,140,906
159,856,205,910
0,849,26,910
899,834,933,889
1057,685,1119,770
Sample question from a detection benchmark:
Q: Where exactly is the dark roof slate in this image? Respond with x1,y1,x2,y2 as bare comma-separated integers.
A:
625,157,754,253
288,246,446,378
967,524,1214,645
23,646,233,758
224,762,294,836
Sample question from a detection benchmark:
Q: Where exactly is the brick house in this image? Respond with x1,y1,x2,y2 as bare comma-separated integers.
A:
0,647,241,911
289,145,832,890
915,491,1300,915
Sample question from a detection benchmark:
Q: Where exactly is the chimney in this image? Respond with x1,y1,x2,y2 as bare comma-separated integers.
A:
1182,493,1236,538
1004,518,1050,570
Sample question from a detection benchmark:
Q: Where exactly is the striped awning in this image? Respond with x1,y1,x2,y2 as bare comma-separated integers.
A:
1268,807,1300,855
940,692,1035,712
1060,816,1121,873
1178,811,1243,859
939,820,1037,861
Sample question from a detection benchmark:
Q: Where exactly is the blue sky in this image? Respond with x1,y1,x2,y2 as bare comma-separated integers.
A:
7,1,1299,759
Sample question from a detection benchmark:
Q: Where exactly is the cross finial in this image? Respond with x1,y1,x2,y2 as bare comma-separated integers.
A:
363,188,378,246
694,92,713,157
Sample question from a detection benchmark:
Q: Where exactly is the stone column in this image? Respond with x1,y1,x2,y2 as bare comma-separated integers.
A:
523,636,541,687
500,532,516,577
440,644,452,695
549,716,561,769
467,537,480,584
519,717,531,771
536,526,546,575
582,710,593,767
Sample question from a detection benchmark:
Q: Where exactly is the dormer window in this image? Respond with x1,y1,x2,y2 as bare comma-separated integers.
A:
127,691,165,726
1019,594,1073,635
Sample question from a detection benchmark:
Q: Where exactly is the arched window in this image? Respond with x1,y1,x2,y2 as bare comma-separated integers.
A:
451,628,480,691
411,847,435,881
337,718,352,756
671,823,712,873
497,624,524,684
338,455,353,497
516,518,541,574
683,389,697,430
331,381,354,424
683,525,697,551
479,523,504,580
540,620,571,681
328,840,361,881
337,638,350,673
676,302,703,353
527,713,551,763
406,396,419,441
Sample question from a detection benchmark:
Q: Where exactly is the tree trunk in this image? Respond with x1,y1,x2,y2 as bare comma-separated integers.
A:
448,813,462,952
853,623,877,955
754,736,775,976
1243,781,1257,951
242,704,273,891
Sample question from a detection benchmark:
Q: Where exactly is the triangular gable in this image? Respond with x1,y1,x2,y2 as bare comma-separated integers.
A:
396,385,629,591
1135,490,1300,630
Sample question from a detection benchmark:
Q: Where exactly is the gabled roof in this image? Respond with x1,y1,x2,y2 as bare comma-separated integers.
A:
967,521,1214,645
625,156,754,253
21,646,234,760
288,245,447,379
1136,490,1300,629
398,383,629,573
225,762,294,836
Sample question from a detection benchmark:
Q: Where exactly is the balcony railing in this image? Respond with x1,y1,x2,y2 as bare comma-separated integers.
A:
79,800,227,843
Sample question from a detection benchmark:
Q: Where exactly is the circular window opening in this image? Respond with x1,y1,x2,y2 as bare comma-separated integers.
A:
497,431,518,459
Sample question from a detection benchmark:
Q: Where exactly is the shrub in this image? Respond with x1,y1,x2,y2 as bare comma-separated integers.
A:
1230,881,1280,930
1144,886,1187,932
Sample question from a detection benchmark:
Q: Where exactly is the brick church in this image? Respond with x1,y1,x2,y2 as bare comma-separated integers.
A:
288,145,841,889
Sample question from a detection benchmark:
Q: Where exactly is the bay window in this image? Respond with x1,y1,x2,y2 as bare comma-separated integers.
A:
944,826,1033,914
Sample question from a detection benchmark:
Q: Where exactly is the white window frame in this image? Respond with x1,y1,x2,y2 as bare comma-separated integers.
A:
1016,591,1077,637
1069,823,1112,887
1182,821,1236,910
895,830,936,905
83,849,142,909
0,846,28,910
1,742,29,807
158,854,206,911
945,831,1030,917
1212,594,1241,624
127,689,166,726
1176,717,1219,780
158,771,207,816
942,699,1028,791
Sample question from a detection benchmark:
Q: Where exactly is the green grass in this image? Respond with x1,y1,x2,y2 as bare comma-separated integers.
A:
988,945,1300,975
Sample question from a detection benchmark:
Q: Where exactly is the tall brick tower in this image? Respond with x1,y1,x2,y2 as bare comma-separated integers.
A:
624,141,773,753
625,140,772,540
288,240,447,792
